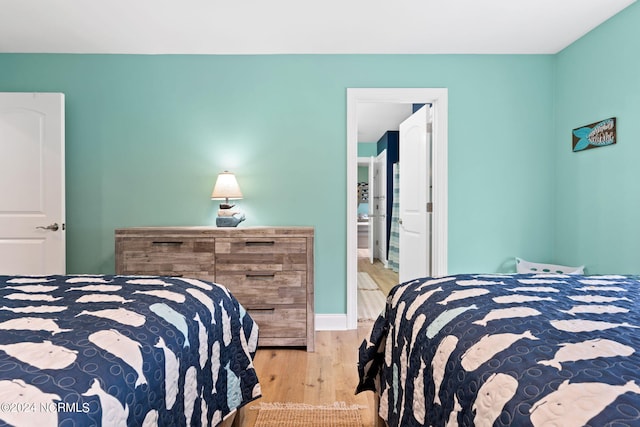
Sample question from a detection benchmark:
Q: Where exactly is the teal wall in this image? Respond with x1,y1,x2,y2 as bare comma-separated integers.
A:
554,2,640,274
0,54,555,314
357,142,377,157
357,167,369,183
357,142,376,184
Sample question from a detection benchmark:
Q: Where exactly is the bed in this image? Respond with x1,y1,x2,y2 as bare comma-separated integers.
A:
357,273,640,426
0,274,261,426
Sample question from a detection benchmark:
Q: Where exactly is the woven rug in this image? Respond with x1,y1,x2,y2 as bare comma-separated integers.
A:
358,272,386,321
252,402,364,427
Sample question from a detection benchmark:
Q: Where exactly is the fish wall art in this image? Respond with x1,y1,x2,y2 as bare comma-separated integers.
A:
572,117,616,152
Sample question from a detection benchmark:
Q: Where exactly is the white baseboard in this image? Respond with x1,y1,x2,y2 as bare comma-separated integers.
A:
315,314,349,331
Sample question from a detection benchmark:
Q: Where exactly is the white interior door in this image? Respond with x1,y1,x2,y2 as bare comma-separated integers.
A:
374,150,387,264
398,105,431,283
367,156,374,264
0,92,66,274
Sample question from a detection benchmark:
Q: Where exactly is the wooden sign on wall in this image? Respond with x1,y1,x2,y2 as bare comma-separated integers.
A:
572,117,616,152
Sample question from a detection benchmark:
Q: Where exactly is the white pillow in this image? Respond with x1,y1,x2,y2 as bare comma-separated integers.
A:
516,257,584,275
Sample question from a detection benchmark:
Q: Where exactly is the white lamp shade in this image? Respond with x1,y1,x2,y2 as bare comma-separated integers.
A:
211,171,243,200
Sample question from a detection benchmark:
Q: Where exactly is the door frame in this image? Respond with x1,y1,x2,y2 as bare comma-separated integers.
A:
356,156,374,263
346,88,448,329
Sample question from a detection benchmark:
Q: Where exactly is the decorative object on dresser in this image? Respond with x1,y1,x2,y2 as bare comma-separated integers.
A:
115,226,315,351
211,170,245,227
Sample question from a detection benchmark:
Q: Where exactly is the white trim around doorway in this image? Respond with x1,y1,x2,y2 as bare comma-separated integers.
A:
346,88,448,330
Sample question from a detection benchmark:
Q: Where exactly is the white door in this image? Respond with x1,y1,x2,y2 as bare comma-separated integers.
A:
367,156,375,264
373,150,387,263
398,105,431,283
0,92,66,274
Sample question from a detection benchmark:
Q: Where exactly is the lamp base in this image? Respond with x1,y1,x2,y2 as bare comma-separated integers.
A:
216,212,245,227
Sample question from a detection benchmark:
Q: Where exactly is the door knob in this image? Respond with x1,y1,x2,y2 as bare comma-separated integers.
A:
36,223,59,231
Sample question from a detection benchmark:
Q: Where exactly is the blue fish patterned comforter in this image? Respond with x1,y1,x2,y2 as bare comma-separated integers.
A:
0,275,261,426
357,274,640,427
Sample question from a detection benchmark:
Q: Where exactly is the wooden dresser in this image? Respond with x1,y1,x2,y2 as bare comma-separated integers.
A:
115,226,315,352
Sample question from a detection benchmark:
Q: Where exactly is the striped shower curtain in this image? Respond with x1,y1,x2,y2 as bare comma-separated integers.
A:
388,163,400,272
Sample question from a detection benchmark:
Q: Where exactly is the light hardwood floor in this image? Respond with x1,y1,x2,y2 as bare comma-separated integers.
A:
235,252,398,426
238,324,378,426
358,249,399,296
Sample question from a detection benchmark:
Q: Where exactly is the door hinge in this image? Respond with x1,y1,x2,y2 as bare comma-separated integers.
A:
427,202,433,213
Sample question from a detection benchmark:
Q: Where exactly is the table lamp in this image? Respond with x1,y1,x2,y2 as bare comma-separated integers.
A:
211,171,245,227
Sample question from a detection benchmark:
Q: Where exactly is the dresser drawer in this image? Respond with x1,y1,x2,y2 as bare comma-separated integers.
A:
247,307,306,339
216,237,306,255
216,271,306,305
117,237,215,277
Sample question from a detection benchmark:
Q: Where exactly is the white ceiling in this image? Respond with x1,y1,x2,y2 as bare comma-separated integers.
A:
1,0,635,144
0,0,635,55
358,103,415,143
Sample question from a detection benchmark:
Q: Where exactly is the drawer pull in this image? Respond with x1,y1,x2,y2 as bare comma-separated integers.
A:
245,241,275,247
152,241,184,246
248,307,275,312
246,273,275,280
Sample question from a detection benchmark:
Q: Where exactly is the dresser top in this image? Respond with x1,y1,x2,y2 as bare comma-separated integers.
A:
115,226,314,238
